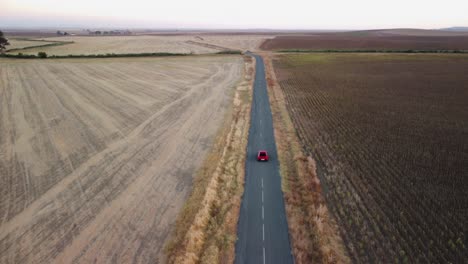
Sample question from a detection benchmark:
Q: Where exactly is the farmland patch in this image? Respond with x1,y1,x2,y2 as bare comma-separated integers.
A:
273,53,468,263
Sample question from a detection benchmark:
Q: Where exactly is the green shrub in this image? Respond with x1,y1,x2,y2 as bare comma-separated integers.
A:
38,52,47,58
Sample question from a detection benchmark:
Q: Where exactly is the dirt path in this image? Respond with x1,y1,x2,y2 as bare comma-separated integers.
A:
0,56,242,263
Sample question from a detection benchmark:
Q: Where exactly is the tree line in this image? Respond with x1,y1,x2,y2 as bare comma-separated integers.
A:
0,30,10,53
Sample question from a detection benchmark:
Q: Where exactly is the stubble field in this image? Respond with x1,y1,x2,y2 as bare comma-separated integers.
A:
9,35,219,55
273,53,468,263
5,38,56,51
5,34,273,56
0,55,243,263
194,34,272,51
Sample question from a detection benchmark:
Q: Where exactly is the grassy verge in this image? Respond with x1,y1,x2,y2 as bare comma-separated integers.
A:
165,55,255,264
216,50,243,55
278,49,468,53
262,53,350,264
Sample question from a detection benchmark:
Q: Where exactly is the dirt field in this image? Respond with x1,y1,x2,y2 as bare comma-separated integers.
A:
273,53,468,263
0,55,243,263
11,36,220,55
261,30,468,50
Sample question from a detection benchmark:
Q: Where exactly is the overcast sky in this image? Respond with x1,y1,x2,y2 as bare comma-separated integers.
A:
1,0,468,29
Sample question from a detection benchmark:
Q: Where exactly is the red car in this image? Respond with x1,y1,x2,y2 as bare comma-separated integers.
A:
257,150,269,161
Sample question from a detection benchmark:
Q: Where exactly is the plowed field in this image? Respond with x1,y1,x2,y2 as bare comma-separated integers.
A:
261,33,468,51
273,53,468,263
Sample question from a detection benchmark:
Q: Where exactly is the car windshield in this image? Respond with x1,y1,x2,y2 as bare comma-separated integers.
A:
259,152,266,156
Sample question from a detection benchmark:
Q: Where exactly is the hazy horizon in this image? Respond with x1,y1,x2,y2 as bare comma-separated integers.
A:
2,0,468,30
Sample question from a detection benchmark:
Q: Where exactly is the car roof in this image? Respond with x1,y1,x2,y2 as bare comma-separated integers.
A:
258,150,267,153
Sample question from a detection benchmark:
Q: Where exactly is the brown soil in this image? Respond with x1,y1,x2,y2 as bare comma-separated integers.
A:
0,55,243,263
272,53,468,263
261,32,468,50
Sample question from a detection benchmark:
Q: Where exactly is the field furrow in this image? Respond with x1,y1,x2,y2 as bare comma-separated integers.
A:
273,53,468,263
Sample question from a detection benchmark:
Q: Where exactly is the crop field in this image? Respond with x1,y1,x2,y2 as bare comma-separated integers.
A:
273,53,468,263
195,34,273,51
5,38,56,51
261,31,468,51
9,35,220,55
0,55,243,263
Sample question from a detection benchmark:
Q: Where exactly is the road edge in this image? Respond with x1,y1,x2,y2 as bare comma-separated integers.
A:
261,52,350,264
165,55,255,264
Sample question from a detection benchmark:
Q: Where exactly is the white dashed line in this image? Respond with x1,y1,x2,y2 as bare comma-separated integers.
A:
262,190,264,203
262,205,264,219
263,247,266,264
261,178,263,189
262,223,265,241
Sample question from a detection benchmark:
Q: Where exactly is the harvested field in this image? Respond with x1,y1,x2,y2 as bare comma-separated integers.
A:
167,55,254,264
5,39,56,51
273,53,468,263
0,55,243,263
261,31,468,50
196,35,273,51
11,36,220,55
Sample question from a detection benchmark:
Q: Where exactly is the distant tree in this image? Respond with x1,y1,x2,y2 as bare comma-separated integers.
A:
38,52,47,58
0,30,10,53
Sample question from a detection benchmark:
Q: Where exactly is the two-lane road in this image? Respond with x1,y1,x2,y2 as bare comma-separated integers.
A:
235,54,293,264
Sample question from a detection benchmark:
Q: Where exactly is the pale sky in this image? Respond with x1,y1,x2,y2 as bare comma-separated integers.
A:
1,0,468,29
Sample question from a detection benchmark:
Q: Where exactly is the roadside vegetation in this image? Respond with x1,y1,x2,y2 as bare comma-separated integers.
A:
262,53,349,264
1,51,189,59
272,53,468,263
216,50,243,54
165,56,255,264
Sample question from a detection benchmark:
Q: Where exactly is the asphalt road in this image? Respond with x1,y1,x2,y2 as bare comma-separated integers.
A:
234,54,293,264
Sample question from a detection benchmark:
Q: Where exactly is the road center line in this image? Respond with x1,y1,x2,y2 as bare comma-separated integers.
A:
262,190,264,203
262,223,265,241
263,247,266,264
262,205,264,219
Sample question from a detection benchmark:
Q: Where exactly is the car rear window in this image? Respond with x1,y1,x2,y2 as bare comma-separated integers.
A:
260,152,266,156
